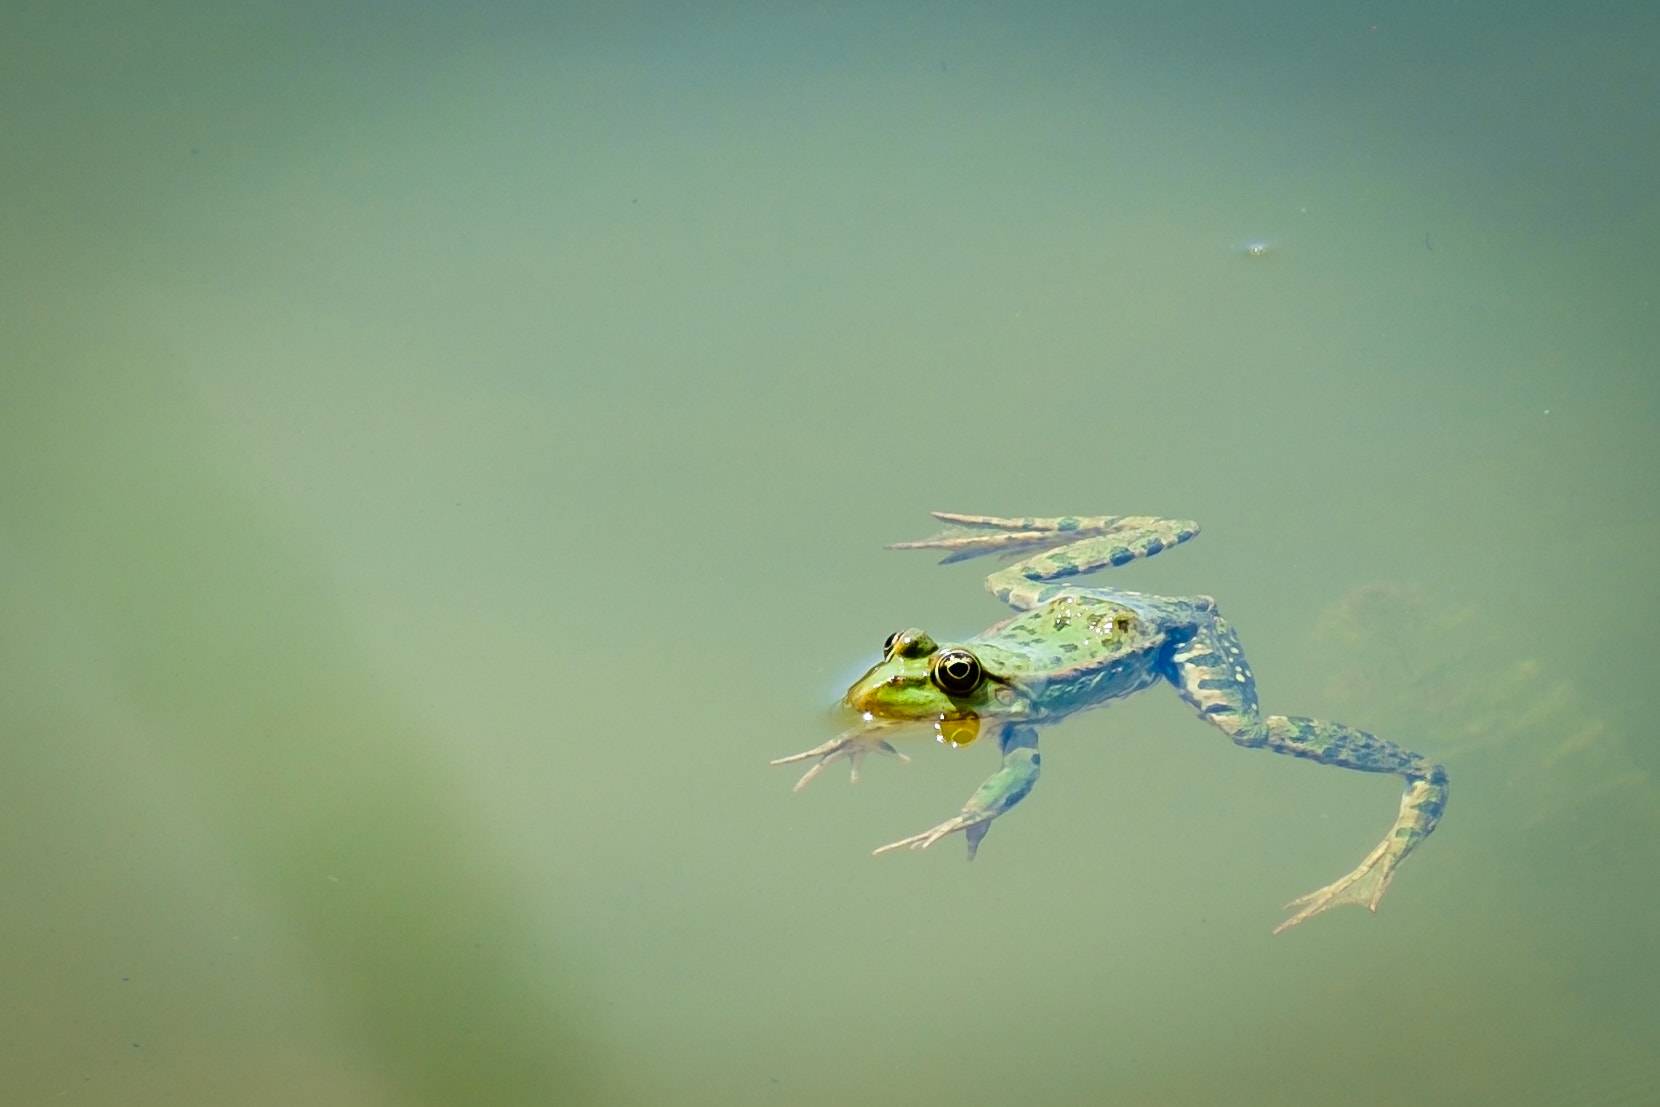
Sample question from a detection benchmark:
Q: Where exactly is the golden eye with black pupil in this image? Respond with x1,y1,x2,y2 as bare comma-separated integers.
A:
883,631,899,656
931,649,983,696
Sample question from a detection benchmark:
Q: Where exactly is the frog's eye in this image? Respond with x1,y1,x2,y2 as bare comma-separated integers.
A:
889,629,939,658
930,649,984,696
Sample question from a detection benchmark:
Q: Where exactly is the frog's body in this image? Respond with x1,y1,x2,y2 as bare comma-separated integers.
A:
773,513,1449,934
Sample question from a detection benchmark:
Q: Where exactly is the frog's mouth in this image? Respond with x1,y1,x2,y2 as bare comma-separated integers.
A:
841,671,929,715
771,703,987,795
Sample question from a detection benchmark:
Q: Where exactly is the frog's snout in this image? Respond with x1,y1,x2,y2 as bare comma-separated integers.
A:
842,668,923,719
841,672,889,715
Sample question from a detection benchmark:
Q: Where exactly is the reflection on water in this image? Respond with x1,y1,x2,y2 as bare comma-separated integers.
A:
1310,582,1654,839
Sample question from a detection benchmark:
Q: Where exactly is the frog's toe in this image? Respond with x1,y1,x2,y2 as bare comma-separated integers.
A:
1272,843,1395,935
771,734,909,793
870,824,950,855
872,811,993,858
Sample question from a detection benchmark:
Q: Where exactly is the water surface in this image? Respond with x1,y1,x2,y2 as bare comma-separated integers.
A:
2,3,1656,1104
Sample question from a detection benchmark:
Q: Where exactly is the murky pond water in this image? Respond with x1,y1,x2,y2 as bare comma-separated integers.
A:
3,4,1656,1103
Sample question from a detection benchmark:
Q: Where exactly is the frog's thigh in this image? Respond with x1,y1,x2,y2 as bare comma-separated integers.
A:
1166,613,1260,728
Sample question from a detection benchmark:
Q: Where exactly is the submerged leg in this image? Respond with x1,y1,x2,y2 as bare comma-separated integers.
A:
873,723,1040,860
1166,611,1449,934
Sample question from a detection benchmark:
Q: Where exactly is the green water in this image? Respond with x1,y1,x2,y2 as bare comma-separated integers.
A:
3,4,1657,1104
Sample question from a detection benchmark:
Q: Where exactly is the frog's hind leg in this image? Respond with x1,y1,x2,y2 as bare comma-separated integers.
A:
890,512,1201,610
1241,719,1448,935
1165,612,1449,934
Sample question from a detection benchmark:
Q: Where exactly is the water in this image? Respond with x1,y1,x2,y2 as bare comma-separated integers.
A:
2,3,1656,1104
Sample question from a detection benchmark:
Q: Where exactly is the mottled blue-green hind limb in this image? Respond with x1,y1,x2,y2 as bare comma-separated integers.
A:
872,723,1041,860
1165,611,1449,934
890,512,1201,610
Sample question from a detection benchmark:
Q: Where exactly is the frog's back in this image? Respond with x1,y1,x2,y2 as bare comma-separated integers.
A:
977,587,1208,719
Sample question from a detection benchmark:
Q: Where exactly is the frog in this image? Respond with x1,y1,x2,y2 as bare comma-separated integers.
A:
772,512,1449,934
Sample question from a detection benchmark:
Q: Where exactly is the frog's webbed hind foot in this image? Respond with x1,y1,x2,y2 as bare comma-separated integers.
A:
1267,759,1447,934
1272,839,1396,935
770,727,910,792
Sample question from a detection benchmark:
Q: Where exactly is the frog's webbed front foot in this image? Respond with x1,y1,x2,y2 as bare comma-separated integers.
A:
872,811,995,858
770,724,910,793
873,722,1041,860
890,511,1138,561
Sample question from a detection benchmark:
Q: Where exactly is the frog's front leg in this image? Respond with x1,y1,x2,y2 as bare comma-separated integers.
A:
873,723,1040,860
770,723,911,792
889,512,1200,610
1166,611,1449,934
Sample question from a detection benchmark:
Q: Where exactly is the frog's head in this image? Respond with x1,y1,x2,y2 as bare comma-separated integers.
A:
842,628,1033,746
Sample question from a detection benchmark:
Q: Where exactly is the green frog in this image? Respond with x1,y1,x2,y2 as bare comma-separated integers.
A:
773,512,1449,934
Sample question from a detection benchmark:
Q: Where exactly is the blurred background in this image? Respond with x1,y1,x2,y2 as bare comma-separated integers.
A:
2,2,1656,1103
